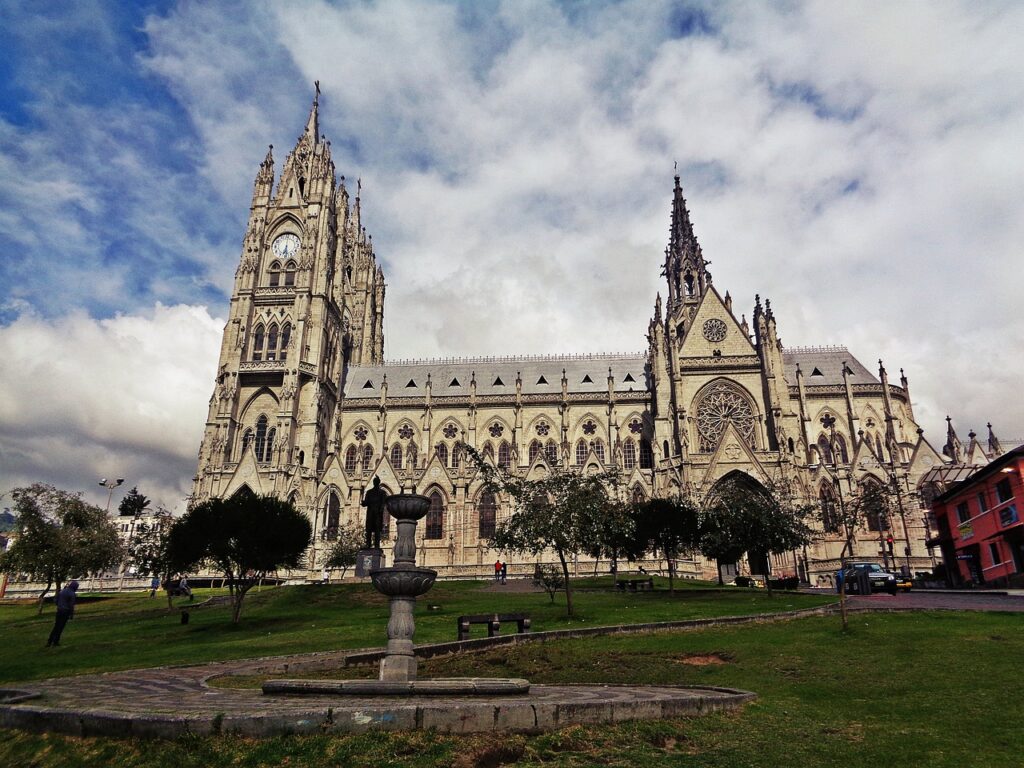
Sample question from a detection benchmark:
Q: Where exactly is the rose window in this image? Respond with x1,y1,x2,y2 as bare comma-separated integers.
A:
354,426,368,442
442,423,458,439
694,382,755,453
582,420,597,436
536,421,550,436
628,418,642,434
702,318,727,342
398,424,414,440
488,423,504,438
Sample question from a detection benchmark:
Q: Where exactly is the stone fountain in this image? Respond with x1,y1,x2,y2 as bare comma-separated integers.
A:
264,492,529,696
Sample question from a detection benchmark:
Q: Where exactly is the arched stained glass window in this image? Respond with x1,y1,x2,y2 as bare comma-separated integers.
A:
575,439,588,466
436,443,449,467
390,443,403,469
451,444,461,469
252,325,265,361
323,491,340,541
362,444,373,469
280,322,291,361
545,440,559,464
284,260,297,287
592,439,605,464
478,491,496,539
817,435,834,465
426,492,444,539
529,440,542,463
345,445,358,472
639,439,653,469
254,415,269,461
836,434,849,463
623,439,637,470
268,261,281,287
241,428,253,457
267,323,279,361
498,441,511,468
819,483,839,532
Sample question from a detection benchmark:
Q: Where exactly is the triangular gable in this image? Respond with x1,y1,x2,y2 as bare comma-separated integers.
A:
906,433,949,478
369,455,402,491
419,453,453,490
965,440,989,466
696,421,769,493
678,285,756,358
850,434,883,473
223,448,267,498
319,453,352,497
525,456,554,481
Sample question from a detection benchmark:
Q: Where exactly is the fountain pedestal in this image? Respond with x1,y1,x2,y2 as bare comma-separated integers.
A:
371,494,436,682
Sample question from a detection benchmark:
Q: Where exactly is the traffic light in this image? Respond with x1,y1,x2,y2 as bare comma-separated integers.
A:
886,535,895,555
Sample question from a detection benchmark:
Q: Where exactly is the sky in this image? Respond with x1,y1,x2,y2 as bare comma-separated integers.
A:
1,0,1022,513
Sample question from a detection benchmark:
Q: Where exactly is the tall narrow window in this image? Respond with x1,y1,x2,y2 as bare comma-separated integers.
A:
267,323,279,361
482,443,494,462
436,443,449,467
390,443,403,469
817,435,834,465
478,491,496,539
623,439,637,470
529,440,542,463
323,492,340,541
268,261,281,287
426,492,444,539
498,441,511,468
451,444,461,469
254,415,269,461
345,445,358,472
252,325,265,361
545,440,559,464
265,428,275,462
284,260,297,287
241,428,253,457
836,434,849,463
362,444,373,469
575,439,588,465
639,439,654,469
407,443,418,469
820,484,839,532
592,439,605,464
280,322,291,361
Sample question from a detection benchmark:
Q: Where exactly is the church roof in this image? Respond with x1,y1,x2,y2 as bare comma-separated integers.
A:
781,346,878,386
342,353,648,398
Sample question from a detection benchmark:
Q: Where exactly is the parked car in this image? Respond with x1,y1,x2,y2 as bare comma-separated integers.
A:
838,562,898,595
894,574,913,592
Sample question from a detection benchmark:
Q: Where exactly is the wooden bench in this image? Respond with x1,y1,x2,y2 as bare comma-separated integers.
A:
457,613,531,641
615,577,655,592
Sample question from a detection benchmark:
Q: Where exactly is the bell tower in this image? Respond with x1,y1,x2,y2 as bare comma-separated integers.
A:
192,85,386,506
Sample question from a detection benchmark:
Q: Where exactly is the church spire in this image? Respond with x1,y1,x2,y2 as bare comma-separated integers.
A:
943,416,963,464
663,172,710,311
987,422,1003,457
304,81,321,148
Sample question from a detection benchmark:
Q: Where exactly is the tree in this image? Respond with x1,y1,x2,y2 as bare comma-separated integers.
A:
849,481,894,567
168,494,311,623
117,486,150,518
466,445,618,617
532,564,565,603
629,495,702,594
0,484,123,613
585,499,636,582
323,522,363,580
125,508,176,607
701,477,818,595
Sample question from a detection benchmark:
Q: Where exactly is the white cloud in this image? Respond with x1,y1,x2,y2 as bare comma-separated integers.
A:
0,305,222,512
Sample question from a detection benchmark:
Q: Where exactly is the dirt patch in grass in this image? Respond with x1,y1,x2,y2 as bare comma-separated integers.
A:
675,652,731,666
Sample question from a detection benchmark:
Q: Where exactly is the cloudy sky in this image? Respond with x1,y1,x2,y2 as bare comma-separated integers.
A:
1,0,1022,513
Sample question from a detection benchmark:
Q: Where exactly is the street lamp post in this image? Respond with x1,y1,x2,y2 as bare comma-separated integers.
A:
99,478,125,512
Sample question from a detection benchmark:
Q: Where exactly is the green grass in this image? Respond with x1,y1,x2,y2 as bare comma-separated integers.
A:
0,579,830,683
6,585,1015,765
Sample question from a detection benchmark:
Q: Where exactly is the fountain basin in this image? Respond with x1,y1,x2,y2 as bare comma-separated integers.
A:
385,493,431,521
370,567,436,597
263,678,531,696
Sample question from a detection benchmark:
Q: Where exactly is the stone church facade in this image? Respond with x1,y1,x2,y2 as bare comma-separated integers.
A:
192,92,977,583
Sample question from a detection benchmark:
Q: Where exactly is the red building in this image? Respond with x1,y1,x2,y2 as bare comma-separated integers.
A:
928,444,1024,586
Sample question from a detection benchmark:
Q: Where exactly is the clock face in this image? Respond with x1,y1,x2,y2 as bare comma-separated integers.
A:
703,318,727,342
272,233,300,259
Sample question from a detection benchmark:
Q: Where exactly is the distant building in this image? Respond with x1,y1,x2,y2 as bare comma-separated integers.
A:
926,443,1024,586
191,88,999,582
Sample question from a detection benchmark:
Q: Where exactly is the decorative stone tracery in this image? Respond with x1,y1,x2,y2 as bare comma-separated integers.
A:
694,380,756,453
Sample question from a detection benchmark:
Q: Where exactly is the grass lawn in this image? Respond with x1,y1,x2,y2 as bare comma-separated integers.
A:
0,579,830,683
2,582,1019,766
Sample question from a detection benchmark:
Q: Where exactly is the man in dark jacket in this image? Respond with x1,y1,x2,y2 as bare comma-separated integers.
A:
46,580,79,647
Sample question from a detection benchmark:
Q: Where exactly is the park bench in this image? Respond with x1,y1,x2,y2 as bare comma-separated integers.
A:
615,577,655,592
457,613,531,641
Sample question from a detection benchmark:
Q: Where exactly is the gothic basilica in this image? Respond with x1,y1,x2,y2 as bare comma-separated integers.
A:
192,91,996,583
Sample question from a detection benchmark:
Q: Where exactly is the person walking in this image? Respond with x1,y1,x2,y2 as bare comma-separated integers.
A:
149,575,160,598
180,574,194,601
500,561,507,584
46,580,79,647
494,559,502,582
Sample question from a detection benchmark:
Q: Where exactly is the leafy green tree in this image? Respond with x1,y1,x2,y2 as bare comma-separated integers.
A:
117,486,150,518
586,499,636,582
168,494,311,623
0,484,123,612
532,564,565,603
630,495,702,594
701,477,818,595
125,508,176,607
466,444,618,617
323,522,363,579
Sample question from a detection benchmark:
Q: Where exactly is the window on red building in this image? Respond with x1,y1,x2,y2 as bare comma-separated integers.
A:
977,491,989,512
996,478,1014,504
955,502,971,524
989,542,1002,565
